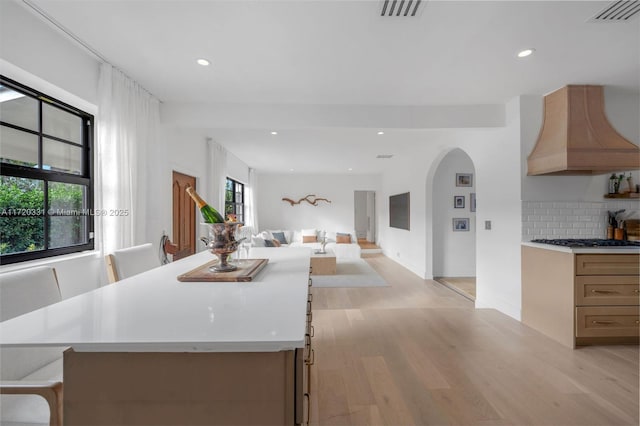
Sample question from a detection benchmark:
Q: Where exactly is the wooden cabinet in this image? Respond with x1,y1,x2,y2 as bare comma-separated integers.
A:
576,254,640,275
65,271,314,426
574,254,639,346
522,247,639,348
296,275,313,425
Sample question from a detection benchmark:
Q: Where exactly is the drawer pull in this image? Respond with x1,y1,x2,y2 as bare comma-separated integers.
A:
305,348,315,366
592,320,616,325
304,392,310,425
310,325,314,337
591,290,618,294
634,289,639,294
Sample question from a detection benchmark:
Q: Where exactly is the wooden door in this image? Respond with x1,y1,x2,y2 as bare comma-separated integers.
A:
172,171,196,260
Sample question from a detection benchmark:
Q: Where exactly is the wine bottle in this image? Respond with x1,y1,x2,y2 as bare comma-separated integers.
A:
185,187,225,223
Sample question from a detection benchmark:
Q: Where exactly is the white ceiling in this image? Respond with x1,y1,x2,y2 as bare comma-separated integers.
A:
27,0,640,173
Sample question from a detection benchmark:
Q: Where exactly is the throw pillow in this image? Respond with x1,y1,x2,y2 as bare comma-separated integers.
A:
272,231,287,244
336,233,351,244
302,235,317,243
272,239,281,247
264,239,276,247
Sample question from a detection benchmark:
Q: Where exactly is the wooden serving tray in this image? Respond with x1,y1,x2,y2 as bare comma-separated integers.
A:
177,258,269,282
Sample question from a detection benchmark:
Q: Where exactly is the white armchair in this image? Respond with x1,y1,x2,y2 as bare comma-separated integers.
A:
105,243,161,283
0,266,65,426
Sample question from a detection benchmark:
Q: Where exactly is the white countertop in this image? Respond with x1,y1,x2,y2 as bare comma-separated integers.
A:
0,248,311,352
522,241,640,254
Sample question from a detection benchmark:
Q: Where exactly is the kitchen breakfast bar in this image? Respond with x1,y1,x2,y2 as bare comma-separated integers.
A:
0,248,313,425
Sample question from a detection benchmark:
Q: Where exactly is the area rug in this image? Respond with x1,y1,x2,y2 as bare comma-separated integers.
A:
311,258,389,288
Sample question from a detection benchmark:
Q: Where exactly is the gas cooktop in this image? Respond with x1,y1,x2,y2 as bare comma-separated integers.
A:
530,238,640,247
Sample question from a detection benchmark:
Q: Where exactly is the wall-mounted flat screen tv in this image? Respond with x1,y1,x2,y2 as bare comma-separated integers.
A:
389,192,410,230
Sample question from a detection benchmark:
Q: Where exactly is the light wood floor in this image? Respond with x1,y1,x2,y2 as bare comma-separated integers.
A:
309,254,639,426
358,239,381,250
434,277,476,301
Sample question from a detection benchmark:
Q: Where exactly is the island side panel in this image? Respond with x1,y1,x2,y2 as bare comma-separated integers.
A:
64,349,296,425
522,246,576,348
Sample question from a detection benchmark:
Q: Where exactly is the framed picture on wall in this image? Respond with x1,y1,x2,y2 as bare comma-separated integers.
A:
456,173,473,187
454,196,465,208
470,193,476,212
453,218,470,231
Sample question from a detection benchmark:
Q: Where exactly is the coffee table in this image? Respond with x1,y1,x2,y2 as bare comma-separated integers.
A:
310,249,336,275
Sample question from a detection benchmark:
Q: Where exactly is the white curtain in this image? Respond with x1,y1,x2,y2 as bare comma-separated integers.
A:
96,63,160,255
207,138,227,214
245,168,259,230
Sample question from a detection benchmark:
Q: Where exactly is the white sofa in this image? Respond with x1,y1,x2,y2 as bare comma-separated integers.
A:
252,229,361,259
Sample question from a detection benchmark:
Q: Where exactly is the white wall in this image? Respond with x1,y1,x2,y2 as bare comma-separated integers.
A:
148,128,251,253
227,151,249,184
432,149,476,277
0,1,98,105
257,173,381,235
0,3,104,297
378,100,522,319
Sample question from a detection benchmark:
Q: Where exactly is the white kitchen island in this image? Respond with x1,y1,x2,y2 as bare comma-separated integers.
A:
0,248,313,425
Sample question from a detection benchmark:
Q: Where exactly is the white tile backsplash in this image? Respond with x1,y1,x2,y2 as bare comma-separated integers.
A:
522,200,640,241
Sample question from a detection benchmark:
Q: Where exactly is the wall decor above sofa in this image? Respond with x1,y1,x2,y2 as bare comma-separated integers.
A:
282,194,332,206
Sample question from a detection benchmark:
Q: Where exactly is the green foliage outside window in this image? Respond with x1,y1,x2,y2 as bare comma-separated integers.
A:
0,177,85,255
0,177,44,254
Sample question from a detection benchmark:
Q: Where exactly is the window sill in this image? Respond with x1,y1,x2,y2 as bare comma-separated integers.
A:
0,249,102,274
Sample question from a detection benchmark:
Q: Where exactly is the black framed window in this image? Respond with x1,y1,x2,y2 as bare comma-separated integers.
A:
225,178,244,223
0,76,94,264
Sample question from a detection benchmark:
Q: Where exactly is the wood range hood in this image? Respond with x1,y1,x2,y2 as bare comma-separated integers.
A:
527,85,640,176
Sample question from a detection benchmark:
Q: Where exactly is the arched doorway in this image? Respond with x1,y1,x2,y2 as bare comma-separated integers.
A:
431,148,477,300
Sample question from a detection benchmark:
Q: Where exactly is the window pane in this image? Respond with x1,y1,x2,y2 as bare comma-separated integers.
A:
0,217,45,254
43,138,82,174
0,125,39,167
43,103,82,144
49,216,87,248
0,86,38,131
0,176,45,255
49,182,86,213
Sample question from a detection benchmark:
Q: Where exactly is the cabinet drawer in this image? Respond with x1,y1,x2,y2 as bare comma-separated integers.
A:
575,306,640,337
575,276,640,306
575,254,640,276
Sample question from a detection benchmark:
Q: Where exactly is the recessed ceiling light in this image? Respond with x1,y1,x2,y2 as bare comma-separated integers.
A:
348,168,353,171
517,48,535,58
289,168,294,172
196,58,210,66
271,131,278,135
377,131,385,135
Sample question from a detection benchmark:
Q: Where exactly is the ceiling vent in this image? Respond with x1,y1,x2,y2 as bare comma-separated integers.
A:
589,1,640,22
381,0,422,17
376,154,394,159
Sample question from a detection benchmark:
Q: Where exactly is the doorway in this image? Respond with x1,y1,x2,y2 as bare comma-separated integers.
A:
431,149,476,301
172,171,196,260
354,190,378,251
